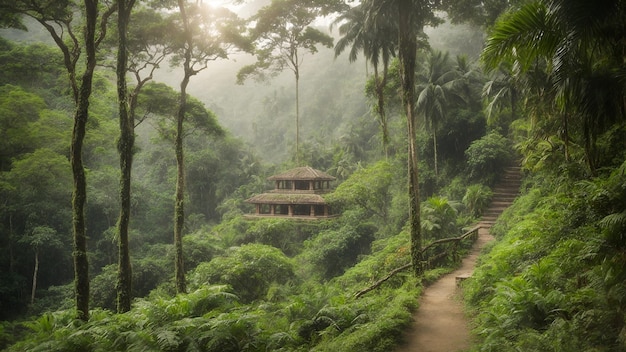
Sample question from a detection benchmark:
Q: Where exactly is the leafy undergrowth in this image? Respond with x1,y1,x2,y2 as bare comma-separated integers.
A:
3,229,427,352
464,163,626,351
2,159,479,352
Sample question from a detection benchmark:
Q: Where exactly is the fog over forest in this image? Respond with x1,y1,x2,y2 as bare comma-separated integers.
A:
8,1,624,351
166,20,483,160
0,3,484,164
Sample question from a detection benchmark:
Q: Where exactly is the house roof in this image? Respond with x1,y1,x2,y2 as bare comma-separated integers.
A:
267,166,336,181
246,193,328,205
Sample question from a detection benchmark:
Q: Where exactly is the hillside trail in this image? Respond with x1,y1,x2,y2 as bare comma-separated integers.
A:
394,166,522,352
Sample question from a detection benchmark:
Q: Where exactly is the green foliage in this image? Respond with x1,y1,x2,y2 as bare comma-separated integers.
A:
421,196,460,240
189,244,295,303
465,130,512,184
0,41,66,100
462,184,492,218
237,0,338,84
465,163,626,351
240,218,304,256
303,217,376,279
139,82,224,142
325,160,394,223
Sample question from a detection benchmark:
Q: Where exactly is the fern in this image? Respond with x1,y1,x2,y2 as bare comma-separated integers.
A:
155,329,181,352
600,211,626,231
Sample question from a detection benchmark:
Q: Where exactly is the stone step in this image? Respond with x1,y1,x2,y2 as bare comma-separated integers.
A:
492,190,519,196
490,200,514,206
484,208,507,214
491,196,517,203
478,165,523,225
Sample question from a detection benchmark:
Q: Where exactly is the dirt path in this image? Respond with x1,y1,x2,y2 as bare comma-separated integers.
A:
395,227,494,352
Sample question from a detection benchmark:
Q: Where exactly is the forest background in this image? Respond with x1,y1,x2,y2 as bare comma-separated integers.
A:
0,0,625,351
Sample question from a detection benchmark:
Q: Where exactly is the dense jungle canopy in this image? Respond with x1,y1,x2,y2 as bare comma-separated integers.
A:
0,0,625,351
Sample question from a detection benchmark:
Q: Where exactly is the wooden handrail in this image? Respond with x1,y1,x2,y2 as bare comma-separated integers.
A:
420,225,480,256
354,225,483,299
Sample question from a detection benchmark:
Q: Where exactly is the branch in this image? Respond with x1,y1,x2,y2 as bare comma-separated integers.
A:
96,3,117,48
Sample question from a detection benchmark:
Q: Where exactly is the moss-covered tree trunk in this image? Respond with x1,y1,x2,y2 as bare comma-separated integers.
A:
116,0,134,313
174,76,187,294
374,64,390,158
174,0,192,294
398,0,422,277
71,0,98,322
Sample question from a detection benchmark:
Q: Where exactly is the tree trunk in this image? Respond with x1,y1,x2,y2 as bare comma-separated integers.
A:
174,0,191,294
295,66,300,164
9,214,14,273
71,0,98,322
562,112,570,162
374,64,389,158
398,0,422,277
30,249,39,305
433,128,438,177
174,78,187,294
116,0,134,313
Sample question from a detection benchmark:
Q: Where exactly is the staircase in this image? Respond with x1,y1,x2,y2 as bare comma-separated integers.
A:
479,166,523,228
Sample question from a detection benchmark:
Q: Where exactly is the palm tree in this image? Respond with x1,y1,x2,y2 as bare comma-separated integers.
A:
416,50,462,177
395,0,441,276
339,0,442,276
482,0,626,173
333,1,397,157
482,60,519,126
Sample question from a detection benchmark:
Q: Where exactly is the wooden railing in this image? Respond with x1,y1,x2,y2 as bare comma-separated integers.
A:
420,225,481,270
354,225,482,299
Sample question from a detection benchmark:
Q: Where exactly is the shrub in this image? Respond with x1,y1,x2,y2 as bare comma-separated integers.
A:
421,196,460,240
189,244,295,303
465,131,512,185
462,184,492,218
304,222,376,279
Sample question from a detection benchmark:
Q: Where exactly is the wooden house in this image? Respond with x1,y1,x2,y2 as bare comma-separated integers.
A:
245,166,338,219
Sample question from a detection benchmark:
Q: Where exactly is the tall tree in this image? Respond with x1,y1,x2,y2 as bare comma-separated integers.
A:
70,0,100,321
20,226,62,305
115,0,136,314
397,0,422,277
351,0,440,276
237,0,344,163
170,0,246,293
0,0,115,321
112,4,175,312
395,0,442,276
333,1,397,157
416,50,463,177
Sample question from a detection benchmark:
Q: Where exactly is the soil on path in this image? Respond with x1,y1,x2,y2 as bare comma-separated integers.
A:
394,227,494,352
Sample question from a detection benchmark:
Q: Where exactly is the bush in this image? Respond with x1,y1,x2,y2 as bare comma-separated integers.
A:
189,243,295,303
304,222,376,279
421,196,460,240
465,131,512,185
462,184,492,218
